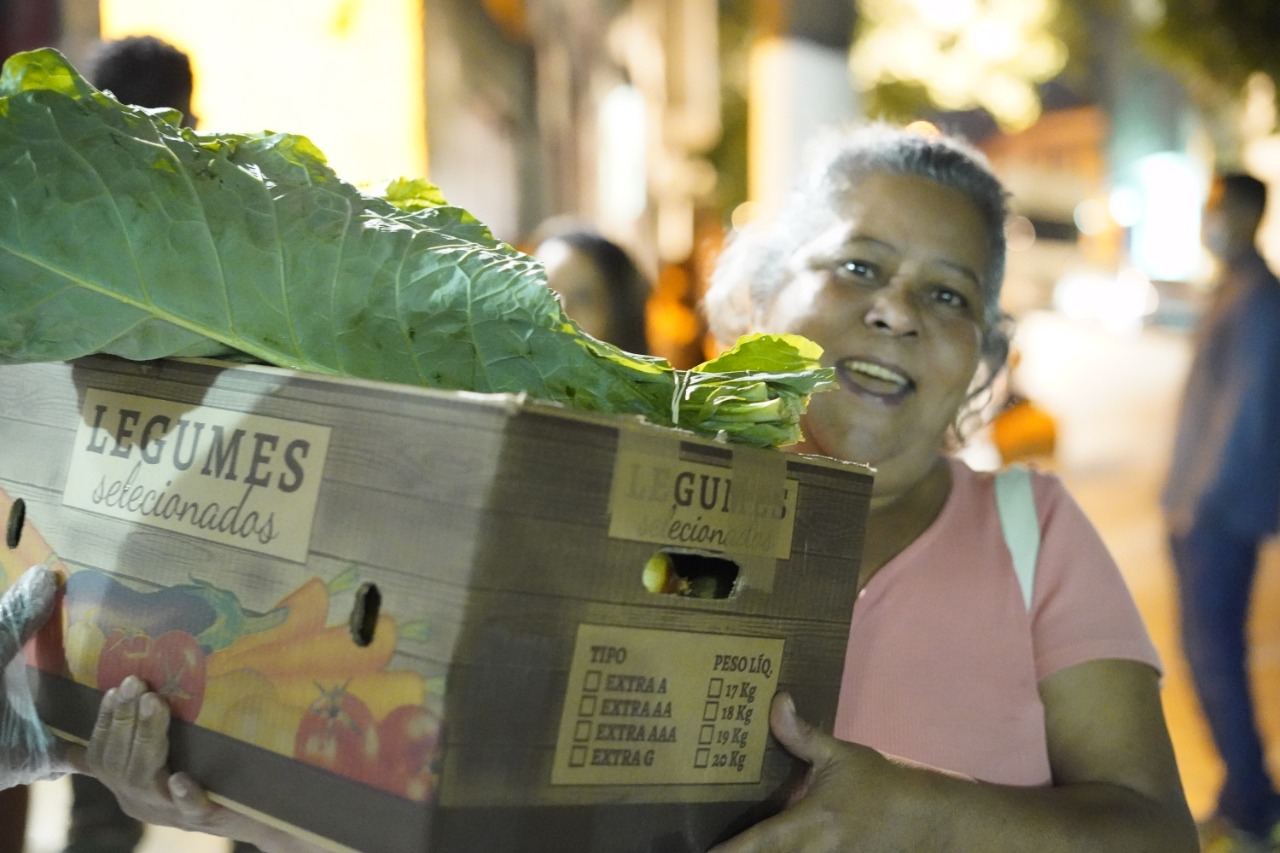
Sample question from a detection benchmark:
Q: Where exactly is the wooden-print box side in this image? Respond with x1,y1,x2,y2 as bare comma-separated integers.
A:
0,356,522,853
427,408,870,851
0,356,872,853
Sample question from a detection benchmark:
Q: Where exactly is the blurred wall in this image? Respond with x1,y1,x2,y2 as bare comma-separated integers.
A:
98,0,428,187
748,0,859,220
422,0,536,242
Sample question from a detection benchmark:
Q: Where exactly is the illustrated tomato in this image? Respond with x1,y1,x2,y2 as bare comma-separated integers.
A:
96,629,151,690
140,630,208,723
294,684,379,782
372,704,442,802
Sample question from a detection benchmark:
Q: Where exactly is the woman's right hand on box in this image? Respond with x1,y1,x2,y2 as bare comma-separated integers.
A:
87,675,325,853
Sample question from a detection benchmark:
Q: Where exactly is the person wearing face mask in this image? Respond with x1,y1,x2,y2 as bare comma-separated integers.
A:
76,124,1196,852
1162,172,1280,851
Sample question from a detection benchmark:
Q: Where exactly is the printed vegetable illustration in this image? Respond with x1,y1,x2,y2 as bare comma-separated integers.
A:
65,572,217,640
62,572,287,653
63,619,105,686
204,577,330,678
184,579,288,652
95,628,208,722
0,487,64,592
261,670,427,724
0,486,440,799
0,48,834,449
198,668,303,757
295,684,380,780
372,703,443,802
0,488,72,676
192,569,440,799
141,629,208,722
96,630,151,690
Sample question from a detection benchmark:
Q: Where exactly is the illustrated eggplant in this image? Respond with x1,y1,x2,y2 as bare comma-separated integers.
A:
65,571,218,639
63,571,285,651
174,578,287,652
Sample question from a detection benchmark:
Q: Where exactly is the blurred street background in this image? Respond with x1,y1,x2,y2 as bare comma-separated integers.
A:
4,0,1280,849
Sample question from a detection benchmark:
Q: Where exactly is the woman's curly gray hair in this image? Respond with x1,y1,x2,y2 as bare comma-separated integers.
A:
705,123,1014,405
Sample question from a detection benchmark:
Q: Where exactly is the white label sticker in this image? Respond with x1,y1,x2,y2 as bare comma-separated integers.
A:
552,624,784,786
609,451,797,559
64,388,330,562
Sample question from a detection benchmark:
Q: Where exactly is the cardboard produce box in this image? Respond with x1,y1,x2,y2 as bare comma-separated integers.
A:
0,354,871,853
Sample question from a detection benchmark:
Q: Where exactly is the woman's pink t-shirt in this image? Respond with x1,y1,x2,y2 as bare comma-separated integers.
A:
833,458,1161,786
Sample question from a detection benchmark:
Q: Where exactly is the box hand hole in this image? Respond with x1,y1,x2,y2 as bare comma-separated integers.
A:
6,497,24,549
348,582,381,647
641,550,739,599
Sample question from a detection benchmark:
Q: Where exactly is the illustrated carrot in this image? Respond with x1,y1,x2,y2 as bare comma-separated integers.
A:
206,577,331,678
211,614,398,681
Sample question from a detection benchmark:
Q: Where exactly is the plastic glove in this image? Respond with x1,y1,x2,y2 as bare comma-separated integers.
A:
0,565,81,788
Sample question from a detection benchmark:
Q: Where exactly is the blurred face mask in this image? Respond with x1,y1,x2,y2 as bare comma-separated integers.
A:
1201,211,1230,257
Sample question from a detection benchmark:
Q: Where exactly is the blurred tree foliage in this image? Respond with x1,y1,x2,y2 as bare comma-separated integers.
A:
857,0,1279,133
708,0,1280,217
850,1,1116,128
1139,0,1280,127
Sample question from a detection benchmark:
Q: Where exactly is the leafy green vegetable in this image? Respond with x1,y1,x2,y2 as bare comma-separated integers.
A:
0,48,833,447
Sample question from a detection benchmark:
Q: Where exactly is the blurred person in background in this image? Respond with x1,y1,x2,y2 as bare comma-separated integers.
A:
79,123,1196,853
532,223,651,355
89,35,196,129
1162,171,1280,852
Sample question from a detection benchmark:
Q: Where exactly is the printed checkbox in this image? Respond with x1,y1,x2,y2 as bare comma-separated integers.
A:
699,724,715,745
579,695,597,716
707,677,724,698
575,720,592,741
695,748,710,768
583,670,602,691
703,701,719,721
570,745,588,767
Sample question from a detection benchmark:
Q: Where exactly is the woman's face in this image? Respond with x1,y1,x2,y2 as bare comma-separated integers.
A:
756,172,991,496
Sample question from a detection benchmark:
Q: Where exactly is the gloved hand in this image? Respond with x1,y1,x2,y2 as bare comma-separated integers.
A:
0,565,82,788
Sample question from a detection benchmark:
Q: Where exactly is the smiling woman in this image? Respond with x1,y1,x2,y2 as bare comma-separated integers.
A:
754,172,993,500
698,123,1198,852
708,126,1012,503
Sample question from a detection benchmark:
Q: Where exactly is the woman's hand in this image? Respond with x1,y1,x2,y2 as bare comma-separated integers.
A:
709,692,912,852
0,565,84,788
713,663,1197,853
87,675,324,853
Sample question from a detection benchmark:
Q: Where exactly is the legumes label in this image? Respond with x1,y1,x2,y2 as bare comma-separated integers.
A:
65,387,331,562
608,432,797,560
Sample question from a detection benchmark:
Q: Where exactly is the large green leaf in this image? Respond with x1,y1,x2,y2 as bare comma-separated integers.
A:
0,48,832,446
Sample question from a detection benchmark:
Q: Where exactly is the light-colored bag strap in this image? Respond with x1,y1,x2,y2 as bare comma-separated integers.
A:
995,464,1040,611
